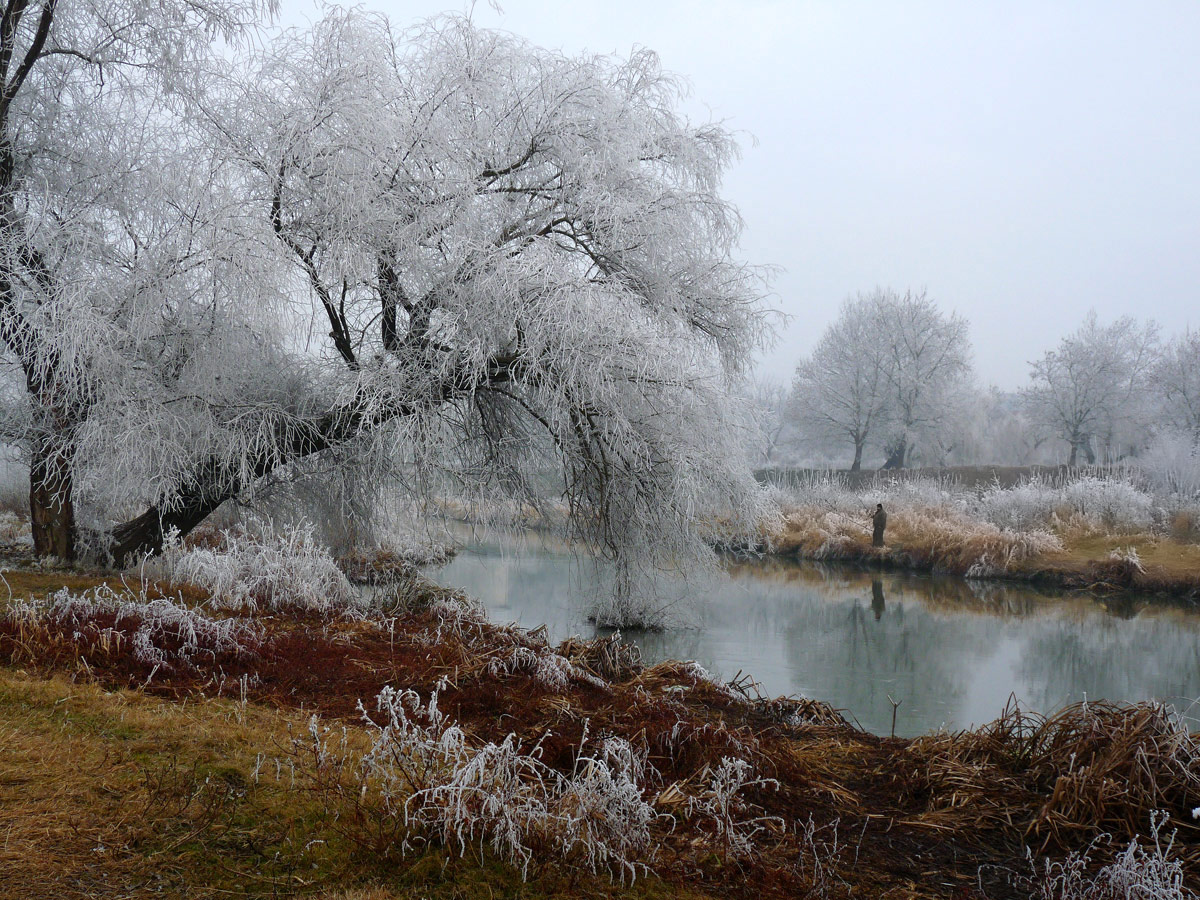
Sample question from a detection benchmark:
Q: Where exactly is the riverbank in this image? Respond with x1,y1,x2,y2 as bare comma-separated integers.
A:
770,513,1200,600
0,561,1196,898
765,473,1200,602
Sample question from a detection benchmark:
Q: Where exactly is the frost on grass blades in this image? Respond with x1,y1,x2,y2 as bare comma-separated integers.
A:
1007,812,1196,900
304,688,662,882
2,584,262,674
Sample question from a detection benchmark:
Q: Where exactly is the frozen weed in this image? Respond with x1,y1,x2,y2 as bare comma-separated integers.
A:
485,645,608,692
686,756,782,860
0,511,26,543
794,815,851,899
305,687,662,882
1011,811,1194,900
156,521,364,616
977,475,1156,532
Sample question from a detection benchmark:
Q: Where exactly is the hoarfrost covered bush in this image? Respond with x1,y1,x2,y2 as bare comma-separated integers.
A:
157,522,364,615
1016,812,1194,900
976,476,1155,531
1140,432,1200,499
4,584,262,671
0,511,25,543
686,756,782,860
332,687,661,881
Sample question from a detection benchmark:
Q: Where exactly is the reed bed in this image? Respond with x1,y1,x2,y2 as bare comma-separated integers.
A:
904,698,1200,860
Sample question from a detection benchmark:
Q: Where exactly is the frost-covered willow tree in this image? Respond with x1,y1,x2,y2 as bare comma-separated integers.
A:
3,4,771,583
0,0,273,557
1024,313,1159,465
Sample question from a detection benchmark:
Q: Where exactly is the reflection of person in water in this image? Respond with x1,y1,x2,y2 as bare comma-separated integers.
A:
871,578,885,620
871,503,887,547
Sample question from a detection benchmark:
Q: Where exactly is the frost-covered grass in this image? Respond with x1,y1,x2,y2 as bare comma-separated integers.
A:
977,475,1157,532
2,583,262,673
304,688,663,882
1014,813,1195,900
150,521,365,615
0,510,27,544
685,756,781,860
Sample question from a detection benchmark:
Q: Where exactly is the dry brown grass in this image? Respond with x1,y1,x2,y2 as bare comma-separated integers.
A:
3,566,1197,899
0,669,717,900
772,505,1061,574
902,699,1200,861
773,504,1200,600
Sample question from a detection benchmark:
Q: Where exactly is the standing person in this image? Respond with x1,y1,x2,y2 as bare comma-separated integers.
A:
871,503,887,547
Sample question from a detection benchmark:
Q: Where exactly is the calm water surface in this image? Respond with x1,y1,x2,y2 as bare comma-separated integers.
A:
432,541,1200,737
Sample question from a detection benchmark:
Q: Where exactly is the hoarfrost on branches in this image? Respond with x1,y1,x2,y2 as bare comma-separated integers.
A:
1,1,772,619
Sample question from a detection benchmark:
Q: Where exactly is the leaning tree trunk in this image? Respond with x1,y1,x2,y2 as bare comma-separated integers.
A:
29,435,75,559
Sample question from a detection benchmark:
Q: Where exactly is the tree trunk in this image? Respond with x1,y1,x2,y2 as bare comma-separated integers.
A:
29,436,75,559
1082,436,1096,465
850,441,863,472
107,350,520,562
882,436,907,470
1067,439,1078,466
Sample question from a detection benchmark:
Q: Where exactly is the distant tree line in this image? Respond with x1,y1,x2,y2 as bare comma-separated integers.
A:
747,289,1199,471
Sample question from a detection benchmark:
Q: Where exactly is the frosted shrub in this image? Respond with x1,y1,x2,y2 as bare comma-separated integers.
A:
486,645,607,692
0,511,26,543
1018,812,1194,900
556,735,659,879
977,480,1064,531
978,476,1155,532
686,756,782,860
162,522,364,615
5,584,261,671
1139,431,1200,499
350,688,660,881
1061,477,1155,530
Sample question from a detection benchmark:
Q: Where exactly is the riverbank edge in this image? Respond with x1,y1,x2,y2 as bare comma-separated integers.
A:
759,538,1200,603
2,562,1199,897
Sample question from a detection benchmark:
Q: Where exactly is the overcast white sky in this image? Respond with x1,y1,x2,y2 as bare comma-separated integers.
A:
281,1,1200,389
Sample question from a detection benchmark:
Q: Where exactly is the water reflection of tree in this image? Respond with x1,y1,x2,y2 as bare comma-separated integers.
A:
773,573,1007,734
441,551,1200,736
1015,610,1200,711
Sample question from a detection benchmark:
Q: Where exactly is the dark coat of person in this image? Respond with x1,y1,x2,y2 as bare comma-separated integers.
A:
871,504,887,547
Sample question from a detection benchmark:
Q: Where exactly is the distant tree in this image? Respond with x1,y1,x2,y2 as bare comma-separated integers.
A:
1154,330,1200,441
872,289,972,469
789,295,891,471
930,387,1056,467
743,377,796,467
1023,313,1159,465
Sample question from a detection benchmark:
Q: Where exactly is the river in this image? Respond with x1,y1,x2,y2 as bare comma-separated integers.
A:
428,540,1200,737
